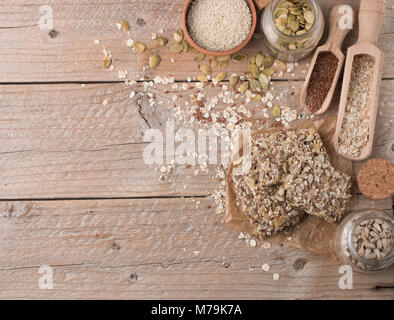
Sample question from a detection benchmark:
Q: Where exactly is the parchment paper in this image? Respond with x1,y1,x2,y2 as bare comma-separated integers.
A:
225,116,353,262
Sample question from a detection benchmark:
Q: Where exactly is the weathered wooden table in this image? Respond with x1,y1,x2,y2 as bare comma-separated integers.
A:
0,0,393,299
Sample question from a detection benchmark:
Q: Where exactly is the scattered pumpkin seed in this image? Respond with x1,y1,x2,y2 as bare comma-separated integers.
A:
255,53,264,67
219,60,228,70
194,53,206,62
173,29,184,44
149,54,161,69
155,36,168,47
250,79,262,92
248,61,260,77
217,55,231,62
120,20,130,31
170,43,184,53
102,56,112,68
259,73,270,90
197,74,208,83
211,58,219,68
232,53,248,63
245,72,255,80
216,72,227,82
239,82,249,93
182,41,189,53
229,75,239,86
200,65,212,75
190,46,199,54
262,55,274,68
253,94,263,101
134,41,147,53
273,106,281,118
263,67,275,76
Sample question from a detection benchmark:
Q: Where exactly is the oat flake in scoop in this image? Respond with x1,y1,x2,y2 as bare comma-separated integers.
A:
187,0,252,52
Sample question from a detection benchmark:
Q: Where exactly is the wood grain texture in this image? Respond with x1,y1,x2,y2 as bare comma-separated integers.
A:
0,80,393,199
0,0,392,82
0,197,392,300
0,0,393,300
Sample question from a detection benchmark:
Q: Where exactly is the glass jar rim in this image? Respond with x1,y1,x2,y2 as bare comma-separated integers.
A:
347,211,394,267
268,0,321,41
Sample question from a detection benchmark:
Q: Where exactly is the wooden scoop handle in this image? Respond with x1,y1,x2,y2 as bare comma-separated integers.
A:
326,5,353,51
358,0,386,45
253,0,272,11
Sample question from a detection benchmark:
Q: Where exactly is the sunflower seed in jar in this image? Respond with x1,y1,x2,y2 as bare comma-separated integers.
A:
348,216,393,268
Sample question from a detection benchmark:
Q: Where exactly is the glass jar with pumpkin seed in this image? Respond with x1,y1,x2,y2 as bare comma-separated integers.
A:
261,0,324,62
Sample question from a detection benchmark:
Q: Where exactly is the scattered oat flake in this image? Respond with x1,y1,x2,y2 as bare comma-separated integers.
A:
94,39,100,45
262,263,270,272
126,39,135,47
262,242,271,249
249,239,257,247
273,273,280,281
194,250,200,256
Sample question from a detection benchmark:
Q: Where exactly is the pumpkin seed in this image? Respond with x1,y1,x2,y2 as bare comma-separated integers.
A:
170,43,184,53
102,56,112,68
190,46,199,54
229,75,239,86
255,53,264,67
217,55,231,62
200,65,212,75
219,60,228,70
232,53,248,63
248,62,260,77
273,0,314,37
155,36,168,47
197,74,208,83
272,106,281,118
259,73,270,90
245,72,255,81
182,41,189,53
194,53,206,62
262,55,274,68
263,67,275,76
120,20,130,31
239,82,249,93
304,10,315,24
249,79,261,92
211,58,219,68
134,41,147,53
149,54,161,69
173,29,184,44
216,72,227,82
253,94,262,101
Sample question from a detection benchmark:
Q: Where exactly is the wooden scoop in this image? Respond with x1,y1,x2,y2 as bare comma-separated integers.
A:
300,5,353,115
334,0,386,161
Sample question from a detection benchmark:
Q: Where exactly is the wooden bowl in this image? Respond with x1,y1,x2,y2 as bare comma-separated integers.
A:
182,0,257,56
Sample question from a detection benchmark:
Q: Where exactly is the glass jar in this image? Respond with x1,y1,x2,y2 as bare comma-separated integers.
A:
261,0,324,62
337,209,394,273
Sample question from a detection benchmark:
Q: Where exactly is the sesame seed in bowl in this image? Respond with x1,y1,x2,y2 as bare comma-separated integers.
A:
183,0,257,55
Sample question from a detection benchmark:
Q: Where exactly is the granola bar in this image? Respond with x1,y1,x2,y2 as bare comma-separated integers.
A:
232,128,352,237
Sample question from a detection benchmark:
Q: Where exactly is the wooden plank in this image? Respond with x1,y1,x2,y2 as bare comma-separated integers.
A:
0,80,393,199
0,197,392,299
0,0,393,82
